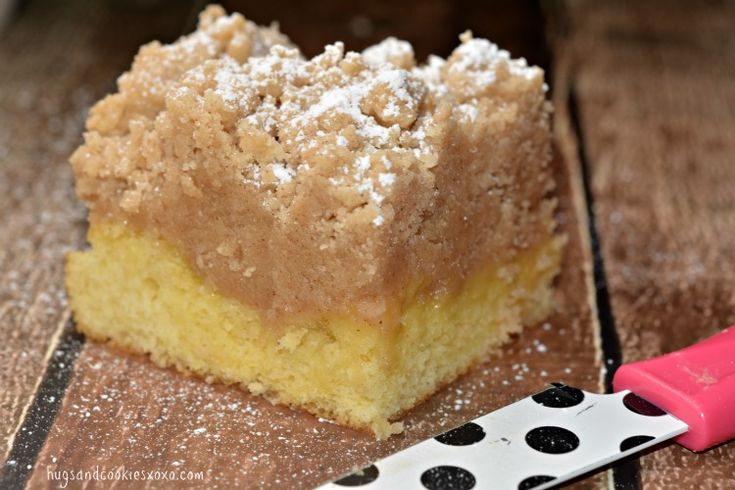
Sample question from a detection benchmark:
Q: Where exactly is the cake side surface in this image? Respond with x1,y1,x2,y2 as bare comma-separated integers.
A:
66,222,562,438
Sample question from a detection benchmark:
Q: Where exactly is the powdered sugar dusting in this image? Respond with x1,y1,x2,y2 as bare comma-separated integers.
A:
270,162,295,185
411,55,447,96
374,69,415,104
445,32,542,94
457,103,479,123
362,37,414,68
147,23,546,225
378,172,396,187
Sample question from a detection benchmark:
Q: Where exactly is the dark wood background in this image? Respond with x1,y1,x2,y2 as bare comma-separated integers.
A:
0,0,733,488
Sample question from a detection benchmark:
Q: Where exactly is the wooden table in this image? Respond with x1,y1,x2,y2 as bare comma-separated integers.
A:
1,0,733,488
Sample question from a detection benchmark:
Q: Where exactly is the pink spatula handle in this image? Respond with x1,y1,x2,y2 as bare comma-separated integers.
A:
613,326,735,451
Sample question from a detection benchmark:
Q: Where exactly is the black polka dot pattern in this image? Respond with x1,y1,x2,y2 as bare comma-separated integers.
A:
620,435,655,452
532,383,585,408
323,385,690,489
420,465,476,490
334,465,380,487
623,393,666,416
525,426,580,454
518,475,556,489
435,422,486,446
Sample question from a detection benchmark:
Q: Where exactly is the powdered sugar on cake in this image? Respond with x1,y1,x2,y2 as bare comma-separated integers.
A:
75,5,546,231
142,22,543,226
362,37,414,69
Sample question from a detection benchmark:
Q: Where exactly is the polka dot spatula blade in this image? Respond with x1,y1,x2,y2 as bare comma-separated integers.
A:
321,326,735,489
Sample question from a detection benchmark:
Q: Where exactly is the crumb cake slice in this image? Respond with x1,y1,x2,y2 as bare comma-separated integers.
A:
66,5,562,438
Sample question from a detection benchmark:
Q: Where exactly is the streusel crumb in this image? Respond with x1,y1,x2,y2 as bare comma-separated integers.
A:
71,5,553,324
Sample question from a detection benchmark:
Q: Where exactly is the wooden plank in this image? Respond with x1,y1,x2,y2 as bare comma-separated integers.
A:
0,0,193,472
21,5,608,489
553,1,735,488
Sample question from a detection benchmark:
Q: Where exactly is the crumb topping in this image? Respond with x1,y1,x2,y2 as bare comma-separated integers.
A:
70,5,554,323
362,37,416,69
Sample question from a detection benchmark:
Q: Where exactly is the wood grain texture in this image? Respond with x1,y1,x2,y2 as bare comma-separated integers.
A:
554,0,735,488
0,0,193,468
15,0,735,488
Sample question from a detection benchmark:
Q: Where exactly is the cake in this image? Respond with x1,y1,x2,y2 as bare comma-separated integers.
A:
66,5,562,439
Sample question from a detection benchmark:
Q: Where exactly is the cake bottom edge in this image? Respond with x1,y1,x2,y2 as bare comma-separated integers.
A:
66,222,562,439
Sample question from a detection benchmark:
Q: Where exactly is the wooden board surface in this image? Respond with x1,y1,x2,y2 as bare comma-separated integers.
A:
551,1,735,488
9,1,604,488
0,0,197,477
0,0,732,488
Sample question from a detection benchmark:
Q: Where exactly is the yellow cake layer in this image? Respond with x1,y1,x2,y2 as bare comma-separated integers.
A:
66,222,562,438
